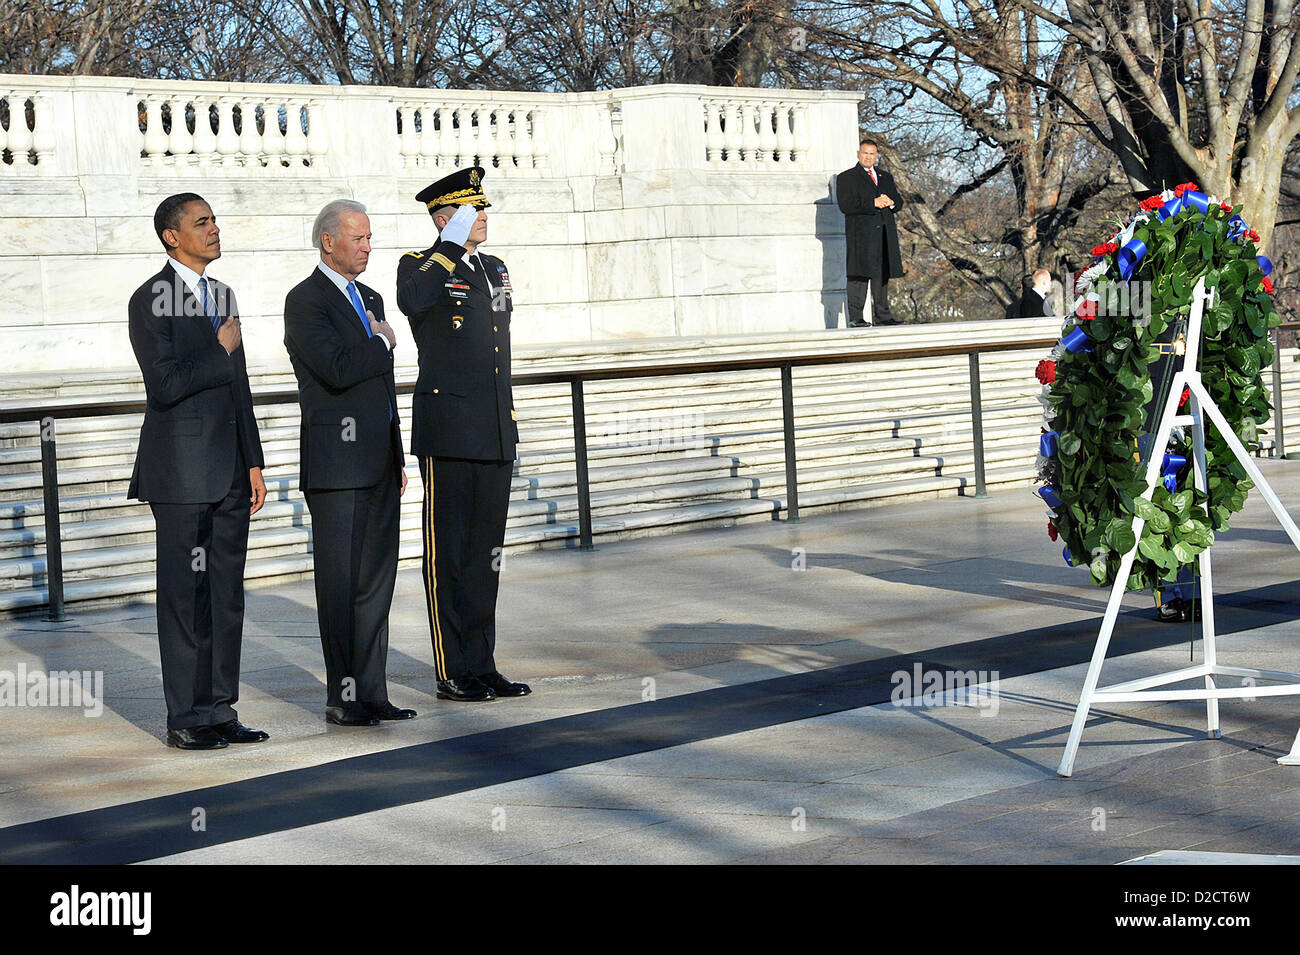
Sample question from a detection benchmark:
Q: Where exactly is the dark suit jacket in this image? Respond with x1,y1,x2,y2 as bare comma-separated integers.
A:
1018,288,1054,318
283,268,403,491
127,261,264,504
397,246,518,461
837,164,904,280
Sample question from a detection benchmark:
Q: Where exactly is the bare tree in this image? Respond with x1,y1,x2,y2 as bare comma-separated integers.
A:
800,0,1122,310
218,0,474,86
1016,0,1300,248
0,0,160,74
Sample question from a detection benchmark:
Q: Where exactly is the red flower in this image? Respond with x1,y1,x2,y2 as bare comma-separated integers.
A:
1246,230,1261,243
1139,195,1166,211
1076,298,1097,320
1091,242,1119,257
1263,276,1275,295
1220,201,1232,211
1048,521,1059,542
1036,359,1056,384
1173,182,1199,198
1178,386,1190,409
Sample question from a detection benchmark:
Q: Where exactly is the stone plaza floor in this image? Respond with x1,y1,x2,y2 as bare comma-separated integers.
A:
6,461,1300,866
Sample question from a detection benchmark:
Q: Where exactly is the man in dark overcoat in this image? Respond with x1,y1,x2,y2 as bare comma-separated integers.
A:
837,139,904,327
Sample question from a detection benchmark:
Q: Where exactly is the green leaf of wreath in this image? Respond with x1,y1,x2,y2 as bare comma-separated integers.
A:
1105,519,1137,555
1132,497,1161,523
1038,196,1278,590
1137,535,1177,571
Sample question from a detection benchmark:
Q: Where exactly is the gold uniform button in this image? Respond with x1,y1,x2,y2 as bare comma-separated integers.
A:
493,326,498,332
494,346,499,353
433,388,439,394
495,367,499,374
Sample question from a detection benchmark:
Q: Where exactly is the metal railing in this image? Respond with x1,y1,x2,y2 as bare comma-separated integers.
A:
8,327,1295,621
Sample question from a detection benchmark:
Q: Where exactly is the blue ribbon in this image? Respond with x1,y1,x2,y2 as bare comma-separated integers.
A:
1227,216,1247,241
1063,545,1074,567
1062,327,1094,354
1258,255,1273,277
1040,432,1059,458
1117,237,1147,282
1038,486,1063,509
1161,453,1187,493
1182,190,1210,214
1157,196,1185,222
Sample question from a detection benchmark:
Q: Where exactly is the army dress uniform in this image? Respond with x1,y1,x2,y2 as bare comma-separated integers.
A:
396,168,529,701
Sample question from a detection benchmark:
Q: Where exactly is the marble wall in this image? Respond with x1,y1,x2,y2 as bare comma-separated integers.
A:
0,76,863,373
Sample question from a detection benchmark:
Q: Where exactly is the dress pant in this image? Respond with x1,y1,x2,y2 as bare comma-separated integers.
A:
150,454,251,730
847,274,897,326
304,452,400,706
418,455,513,681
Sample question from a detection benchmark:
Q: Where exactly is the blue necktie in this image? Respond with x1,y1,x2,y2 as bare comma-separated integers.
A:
198,276,221,332
346,282,372,338
348,280,393,420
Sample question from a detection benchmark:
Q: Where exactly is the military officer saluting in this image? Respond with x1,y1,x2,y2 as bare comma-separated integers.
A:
397,167,530,703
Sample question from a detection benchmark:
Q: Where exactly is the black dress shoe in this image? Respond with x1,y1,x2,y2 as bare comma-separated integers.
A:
436,677,495,702
363,701,417,720
325,704,381,726
166,726,228,750
210,719,270,743
479,671,531,698
1156,597,1202,623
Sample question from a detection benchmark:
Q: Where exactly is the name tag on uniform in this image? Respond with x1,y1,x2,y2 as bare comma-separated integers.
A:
492,265,512,313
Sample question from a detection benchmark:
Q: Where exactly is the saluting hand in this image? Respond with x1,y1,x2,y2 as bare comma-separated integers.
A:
441,204,477,247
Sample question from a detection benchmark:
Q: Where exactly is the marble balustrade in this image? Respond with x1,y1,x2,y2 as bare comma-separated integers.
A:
0,75,865,372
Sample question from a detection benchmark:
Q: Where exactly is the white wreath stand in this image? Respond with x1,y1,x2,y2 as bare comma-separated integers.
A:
1058,277,1300,776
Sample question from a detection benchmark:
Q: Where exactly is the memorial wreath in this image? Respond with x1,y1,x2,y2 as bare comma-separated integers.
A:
1034,183,1279,590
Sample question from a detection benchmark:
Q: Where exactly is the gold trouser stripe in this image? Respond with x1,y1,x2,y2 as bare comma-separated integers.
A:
423,456,447,680
431,253,455,272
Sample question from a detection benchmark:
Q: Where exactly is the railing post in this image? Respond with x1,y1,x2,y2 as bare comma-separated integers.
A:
570,379,595,551
1273,333,1287,459
39,416,67,621
968,353,987,499
781,364,800,522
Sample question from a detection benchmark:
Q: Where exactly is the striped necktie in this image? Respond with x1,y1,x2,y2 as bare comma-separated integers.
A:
197,276,221,331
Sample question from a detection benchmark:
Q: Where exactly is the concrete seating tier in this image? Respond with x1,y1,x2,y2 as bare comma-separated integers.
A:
3,319,1294,613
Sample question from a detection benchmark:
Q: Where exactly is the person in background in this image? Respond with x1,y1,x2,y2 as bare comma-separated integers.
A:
1018,268,1055,318
837,139,904,328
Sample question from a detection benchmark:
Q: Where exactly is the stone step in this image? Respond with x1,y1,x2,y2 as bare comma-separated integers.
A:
4,320,1290,613
0,356,1050,444
0,433,1038,586
0,464,1037,613
0,411,1039,536
1,428,1036,555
